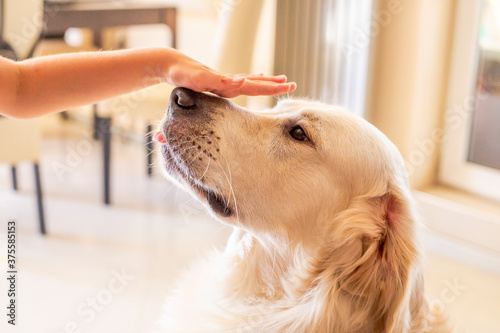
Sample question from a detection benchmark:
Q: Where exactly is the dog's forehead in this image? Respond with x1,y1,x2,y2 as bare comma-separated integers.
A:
275,98,337,113
271,98,358,126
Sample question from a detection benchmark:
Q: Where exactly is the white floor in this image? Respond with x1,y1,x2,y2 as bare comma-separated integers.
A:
0,124,499,333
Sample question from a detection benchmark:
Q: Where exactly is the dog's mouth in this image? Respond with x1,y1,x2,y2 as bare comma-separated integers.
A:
158,136,233,217
197,185,233,217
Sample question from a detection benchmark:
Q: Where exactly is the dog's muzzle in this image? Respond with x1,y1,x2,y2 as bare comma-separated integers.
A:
154,88,234,218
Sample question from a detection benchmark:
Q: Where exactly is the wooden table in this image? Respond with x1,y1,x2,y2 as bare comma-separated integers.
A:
43,1,177,48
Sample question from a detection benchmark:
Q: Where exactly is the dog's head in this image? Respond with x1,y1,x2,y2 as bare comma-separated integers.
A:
157,88,421,331
158,88,410,239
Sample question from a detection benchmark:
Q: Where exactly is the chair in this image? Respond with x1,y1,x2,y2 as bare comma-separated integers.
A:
0,0,43,60
0,0,46,234
0,119,46,234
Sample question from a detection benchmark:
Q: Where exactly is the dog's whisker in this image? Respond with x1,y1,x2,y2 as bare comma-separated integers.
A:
145,148,159,159
198,156,211,183
186,150,205,167
159,182,177,202
211,157,230,201
173,135,204,146
217,153,240,226
171,134,214,159
179,145,199,156
173,135,211,148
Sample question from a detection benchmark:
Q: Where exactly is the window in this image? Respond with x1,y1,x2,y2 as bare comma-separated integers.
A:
440,0,500,202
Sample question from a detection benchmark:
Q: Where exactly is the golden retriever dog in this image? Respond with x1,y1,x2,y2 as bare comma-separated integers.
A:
154,87,451,332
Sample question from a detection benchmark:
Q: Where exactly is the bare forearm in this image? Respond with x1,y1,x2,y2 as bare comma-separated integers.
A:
0,47,295,119
16,48,171,118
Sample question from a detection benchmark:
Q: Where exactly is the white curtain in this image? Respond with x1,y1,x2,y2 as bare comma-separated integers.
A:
274,0,373,116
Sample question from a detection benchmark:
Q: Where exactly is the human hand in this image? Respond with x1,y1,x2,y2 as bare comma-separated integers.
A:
164,49,296,98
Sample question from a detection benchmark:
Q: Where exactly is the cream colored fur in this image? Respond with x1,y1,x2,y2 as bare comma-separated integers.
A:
157,96,452,333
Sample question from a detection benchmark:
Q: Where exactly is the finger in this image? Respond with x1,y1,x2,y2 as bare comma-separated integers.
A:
204,76,246,97
199,71,246,92
224,73,287,83
237,81,297,96
213,81,296,98
220,76,247,91
220,73,247,81
245,74,288,83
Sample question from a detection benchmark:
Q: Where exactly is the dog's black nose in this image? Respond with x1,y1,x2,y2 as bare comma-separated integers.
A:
167,87,229,119
171,87,197,109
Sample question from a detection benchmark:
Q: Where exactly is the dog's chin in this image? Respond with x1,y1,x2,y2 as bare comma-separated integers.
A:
161,144,233,218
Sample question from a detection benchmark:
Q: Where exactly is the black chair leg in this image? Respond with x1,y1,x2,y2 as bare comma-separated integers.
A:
59,111,69,121
93,104,100,140
11,165,17,191
146,124,153,177
93,104,112,205
98,117,112,205
34,163,46,235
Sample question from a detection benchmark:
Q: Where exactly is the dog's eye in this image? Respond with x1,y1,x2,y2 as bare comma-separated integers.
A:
289,126,308,141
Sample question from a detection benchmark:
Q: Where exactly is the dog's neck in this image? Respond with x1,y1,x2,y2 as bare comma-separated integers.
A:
223,227,312,301
221,227,430,333
221,227,386,332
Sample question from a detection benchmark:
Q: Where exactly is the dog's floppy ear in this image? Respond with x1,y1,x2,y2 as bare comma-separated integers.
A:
354,187,420,332
307,183,420,332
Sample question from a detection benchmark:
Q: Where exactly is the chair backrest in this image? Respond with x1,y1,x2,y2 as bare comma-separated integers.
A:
0,0,43,60
0,117,41,164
